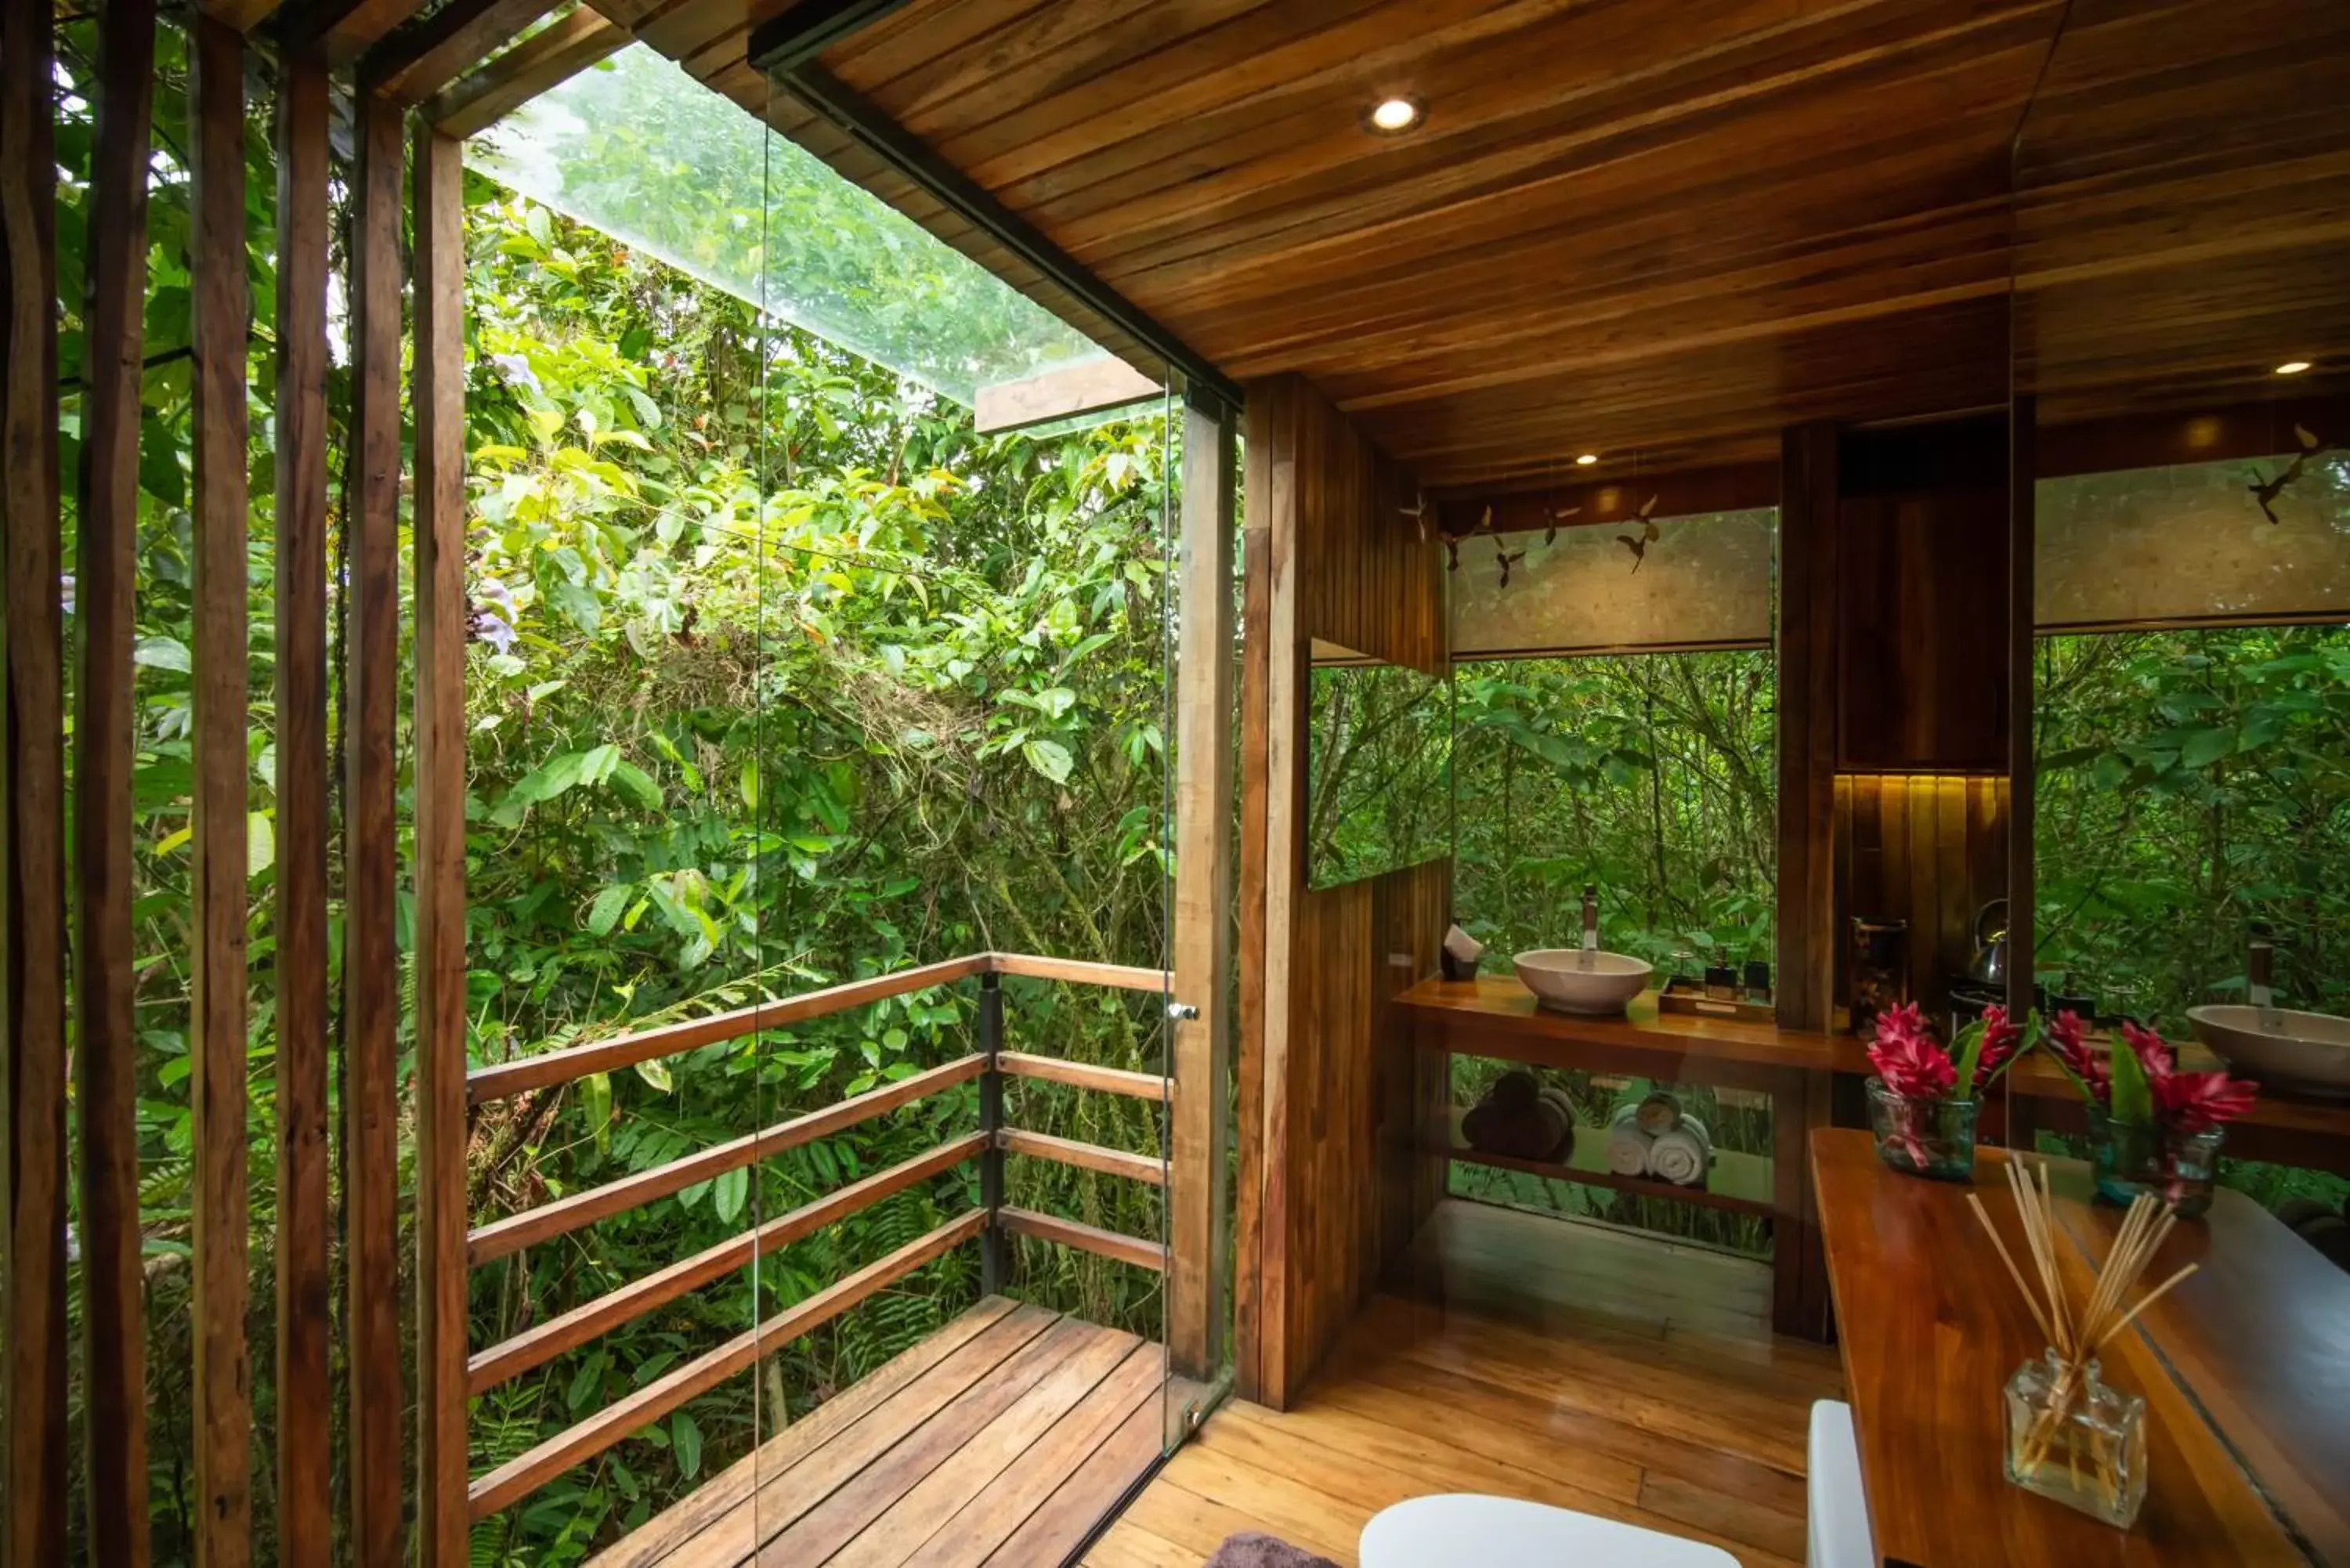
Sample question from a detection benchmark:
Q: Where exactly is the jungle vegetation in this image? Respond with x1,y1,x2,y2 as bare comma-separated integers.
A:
45,23,2350,1566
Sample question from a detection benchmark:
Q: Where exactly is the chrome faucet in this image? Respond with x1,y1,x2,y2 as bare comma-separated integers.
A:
1579,884,1598,972
2249,939,2282,1031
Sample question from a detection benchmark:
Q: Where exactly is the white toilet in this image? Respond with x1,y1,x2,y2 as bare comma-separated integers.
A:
1358,1494,1739,1566
1806,1400,1875,1568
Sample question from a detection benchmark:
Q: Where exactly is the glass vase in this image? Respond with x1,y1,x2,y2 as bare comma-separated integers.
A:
2087,1107,2222,1217
1864,1077,1977,1181
2004,1349,2147,1529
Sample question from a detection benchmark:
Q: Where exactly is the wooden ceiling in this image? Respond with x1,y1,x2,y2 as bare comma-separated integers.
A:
242,0,2350,488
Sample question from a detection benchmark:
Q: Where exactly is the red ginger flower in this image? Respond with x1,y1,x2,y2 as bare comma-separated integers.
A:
1974,1005,2023,1089
2046,1009,2110,1104
1868,1003,1957,1100
2151,1069,2258,1134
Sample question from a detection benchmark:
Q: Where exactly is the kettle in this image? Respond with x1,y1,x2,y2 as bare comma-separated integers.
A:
1967,898,2008,988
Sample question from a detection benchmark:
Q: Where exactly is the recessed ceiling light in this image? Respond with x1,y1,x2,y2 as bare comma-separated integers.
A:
1365,96,1423,134
1574,453,1600,466
2275,359,2312,375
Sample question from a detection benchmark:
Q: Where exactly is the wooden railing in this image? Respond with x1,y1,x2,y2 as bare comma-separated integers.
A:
454,952,1173,1524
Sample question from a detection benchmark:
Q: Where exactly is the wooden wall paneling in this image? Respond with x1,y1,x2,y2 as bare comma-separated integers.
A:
1835,419,2011,772
1231,434,1274,1404
1775,423,1839,1030
1251,376,1303,1407
70,0,159,1555
1238,374,1446,1407
414,124,472,1568
1170,394,1238,1381
344,85,407,1568
190,16,255,1565
0,0,70,1556
2007,398,2037,1025
1832,775,2009,1020
273,42,334,1566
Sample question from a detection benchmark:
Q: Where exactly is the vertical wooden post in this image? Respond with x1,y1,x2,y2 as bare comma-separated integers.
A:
189,16,253,1566
273,39,334,1568
344,87,409,1568
2005,397,2037,1025
1170,390,1238,1382
976,974,1009,1295
1776,422,1841,1031
1231,515,1271,1404
413,123,472,1568
0,0,70,1556
74,0,158,1557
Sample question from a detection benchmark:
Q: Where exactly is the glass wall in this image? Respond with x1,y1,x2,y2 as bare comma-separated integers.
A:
2009,0,2350,1223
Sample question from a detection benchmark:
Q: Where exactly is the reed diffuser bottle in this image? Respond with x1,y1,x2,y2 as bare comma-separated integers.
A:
1970,1164,2196,1531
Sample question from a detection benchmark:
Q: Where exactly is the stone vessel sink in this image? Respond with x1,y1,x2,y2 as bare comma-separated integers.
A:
1513,949,1654,1016
2187,1004,2350,1099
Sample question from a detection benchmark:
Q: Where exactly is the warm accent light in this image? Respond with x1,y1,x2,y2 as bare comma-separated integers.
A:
1365,96,1423,134
1574,453,1600,466
2274,359,2312,375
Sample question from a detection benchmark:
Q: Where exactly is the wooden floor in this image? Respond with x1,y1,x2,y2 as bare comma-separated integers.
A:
1088,1201,1844,1568
592,1297,1191,1568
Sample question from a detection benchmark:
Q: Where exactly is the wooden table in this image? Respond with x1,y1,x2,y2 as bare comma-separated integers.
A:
1397,976,1838,1339
1811,1128,2348,1566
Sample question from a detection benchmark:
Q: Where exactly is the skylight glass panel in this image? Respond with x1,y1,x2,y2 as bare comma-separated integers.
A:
465,42,1119,409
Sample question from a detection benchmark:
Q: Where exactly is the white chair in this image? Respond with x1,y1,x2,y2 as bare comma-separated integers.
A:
1806,1400,1875,1568
1359,1494,1738,1566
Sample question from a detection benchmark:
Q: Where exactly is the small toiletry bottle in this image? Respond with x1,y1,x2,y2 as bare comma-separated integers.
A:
1704,964,1737,1003
1744,960,1771,1005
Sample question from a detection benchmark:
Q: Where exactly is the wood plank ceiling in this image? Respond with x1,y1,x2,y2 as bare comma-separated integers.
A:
590,0,2350,491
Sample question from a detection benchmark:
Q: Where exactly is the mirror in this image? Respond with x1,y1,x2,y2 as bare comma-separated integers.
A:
1305,640,1452,890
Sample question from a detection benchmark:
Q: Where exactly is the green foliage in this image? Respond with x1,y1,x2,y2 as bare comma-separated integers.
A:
53,31,1176,1559
1305,660,1452,889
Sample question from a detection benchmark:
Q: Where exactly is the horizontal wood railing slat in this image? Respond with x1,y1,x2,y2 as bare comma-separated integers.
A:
997,1052,1170,1102
988,952,1166,992
999,1208,1166,1273
466,952,1164,1105
468,1055,985,1264
467,955,991,1106
468,1133,987,1393
997,1128,1164,1187
467,1208,987,1521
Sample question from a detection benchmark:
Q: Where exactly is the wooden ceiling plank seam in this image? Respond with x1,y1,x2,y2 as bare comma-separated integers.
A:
1072,8,2062,290
363,0,568,103
428,5,626,138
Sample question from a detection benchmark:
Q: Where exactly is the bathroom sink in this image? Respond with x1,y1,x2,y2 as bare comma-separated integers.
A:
2187,1005,2350,1099
1513,949,1654,1016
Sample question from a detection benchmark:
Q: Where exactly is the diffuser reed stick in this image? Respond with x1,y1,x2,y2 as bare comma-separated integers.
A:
1967,1158,2199,1525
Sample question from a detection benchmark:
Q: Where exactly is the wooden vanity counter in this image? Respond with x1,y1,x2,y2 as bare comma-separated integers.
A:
1398,974,1838,1339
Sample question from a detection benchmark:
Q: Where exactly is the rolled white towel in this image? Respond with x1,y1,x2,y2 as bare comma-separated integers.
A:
1606,1106,1654,1176
1647,1114,1712,1187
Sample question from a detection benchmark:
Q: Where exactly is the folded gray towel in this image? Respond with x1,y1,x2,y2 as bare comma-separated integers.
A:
1206,1532,1340,1568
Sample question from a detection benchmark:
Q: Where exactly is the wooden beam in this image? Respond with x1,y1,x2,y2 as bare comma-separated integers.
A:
972,356,1163,435
1170,395,1236,1380
468,1209,988,1520
365,0,561,104
1774,423,1840,1031
0,0,70,1555
342,85,407,1568
468,1133,985,1392
467,1053,987,1263
272,42,334,1568
427,5,624,139
998,1208,1166,1274
412,122,469,1568
70,0,157,1556
743,0,910,74
189,16,254,1566
996,1052,1170,1102
998,1128,1165,1187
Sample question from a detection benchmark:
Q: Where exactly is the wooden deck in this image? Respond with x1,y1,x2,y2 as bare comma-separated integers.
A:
1090,1201,1844,1568
592,1298,1191,1568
